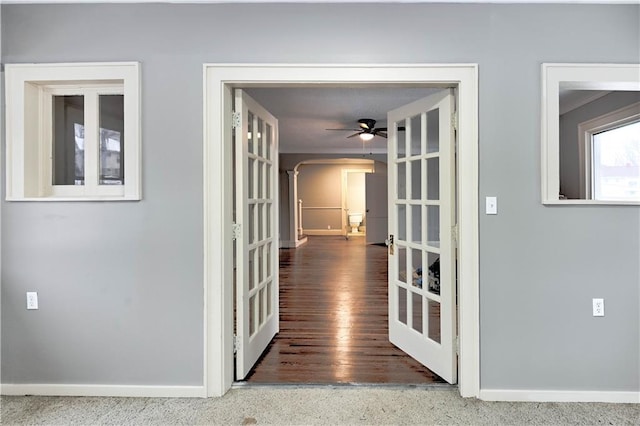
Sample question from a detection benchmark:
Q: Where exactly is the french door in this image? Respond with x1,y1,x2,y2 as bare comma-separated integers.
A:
387,89,457,384
234,89,279,380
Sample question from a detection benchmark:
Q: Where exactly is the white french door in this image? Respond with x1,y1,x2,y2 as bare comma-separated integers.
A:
234,89,279,380
387,89,457,384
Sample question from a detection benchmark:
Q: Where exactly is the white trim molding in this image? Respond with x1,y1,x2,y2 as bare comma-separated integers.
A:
5,62,141,201
541,62,640,206
203,63,479,398
279,236,307,248
1,384,206,398
480,389,640,404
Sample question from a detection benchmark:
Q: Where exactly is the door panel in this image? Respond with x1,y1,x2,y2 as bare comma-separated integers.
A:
365,172,388,245
388,89,457,384
235,90,279,380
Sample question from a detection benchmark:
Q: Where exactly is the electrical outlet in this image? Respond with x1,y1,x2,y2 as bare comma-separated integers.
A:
26,292,38,310
592,298,604,317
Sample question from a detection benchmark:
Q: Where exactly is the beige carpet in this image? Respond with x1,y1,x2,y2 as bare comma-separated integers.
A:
2,385,638,425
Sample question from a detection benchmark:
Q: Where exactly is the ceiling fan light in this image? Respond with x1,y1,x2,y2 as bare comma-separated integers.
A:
359,133,374,141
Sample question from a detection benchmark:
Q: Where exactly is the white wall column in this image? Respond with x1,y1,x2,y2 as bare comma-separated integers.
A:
286,170,302,247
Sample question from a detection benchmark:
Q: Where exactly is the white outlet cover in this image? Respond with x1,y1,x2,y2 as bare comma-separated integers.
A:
26,292,38,310
592,298,604,317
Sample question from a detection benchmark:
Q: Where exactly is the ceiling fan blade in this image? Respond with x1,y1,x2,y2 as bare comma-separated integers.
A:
377,131,388,138
376,127,388,131
347,132,363,138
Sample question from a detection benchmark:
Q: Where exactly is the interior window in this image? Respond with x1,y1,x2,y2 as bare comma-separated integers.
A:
5,62,140,201
591,120,640,201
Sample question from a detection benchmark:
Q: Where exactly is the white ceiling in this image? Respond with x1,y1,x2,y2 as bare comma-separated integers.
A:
244,87,440,154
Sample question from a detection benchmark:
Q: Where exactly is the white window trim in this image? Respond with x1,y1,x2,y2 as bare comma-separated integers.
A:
5,62,141,201
541,63,640,206
577,102,640,200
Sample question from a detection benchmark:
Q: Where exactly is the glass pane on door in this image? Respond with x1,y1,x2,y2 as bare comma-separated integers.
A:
427,109,439,153
412,293,423,333
398,286,407,325
397,162,406,199
427,205,440,248
397,119,406,158
411,160,421,200
410,114,422,156
427,299,441,344
426,158,439,200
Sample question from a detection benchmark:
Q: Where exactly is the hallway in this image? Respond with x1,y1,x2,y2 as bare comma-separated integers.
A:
245,236,446,384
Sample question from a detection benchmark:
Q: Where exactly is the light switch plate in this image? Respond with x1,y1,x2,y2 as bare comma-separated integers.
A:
486,196,498,215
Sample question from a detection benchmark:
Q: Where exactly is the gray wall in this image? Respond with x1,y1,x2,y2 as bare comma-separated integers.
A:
559,91,640,199
2,4,639,392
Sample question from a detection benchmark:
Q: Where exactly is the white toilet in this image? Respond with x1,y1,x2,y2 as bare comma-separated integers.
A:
348,213,363,233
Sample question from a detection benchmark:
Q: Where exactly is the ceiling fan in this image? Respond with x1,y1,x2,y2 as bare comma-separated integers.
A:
327,118,389,140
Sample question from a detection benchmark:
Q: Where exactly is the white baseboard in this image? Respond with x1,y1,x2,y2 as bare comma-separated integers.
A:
1,384,206,398
303,229,343,236
480,389,640,403
279,236,308,248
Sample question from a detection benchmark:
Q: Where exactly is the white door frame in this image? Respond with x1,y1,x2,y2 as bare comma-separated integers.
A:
342,167,374,235
203,64,479,398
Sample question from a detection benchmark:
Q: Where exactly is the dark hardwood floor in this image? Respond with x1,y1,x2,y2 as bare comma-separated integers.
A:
244,235,446,384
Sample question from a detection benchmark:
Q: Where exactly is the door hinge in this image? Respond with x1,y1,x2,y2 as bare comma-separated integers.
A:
451,224,459,246
451,111,458,131
233,334,239,354
232,111,241,129
232,223,242,240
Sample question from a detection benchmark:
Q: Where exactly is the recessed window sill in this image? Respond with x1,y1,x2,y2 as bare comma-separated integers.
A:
543,199,640,206
6,196,142,202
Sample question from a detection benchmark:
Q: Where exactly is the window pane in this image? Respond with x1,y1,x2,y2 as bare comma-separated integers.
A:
592,121,640,202
427,252,440,296
412,292,423,334
427,108,440,153
397,162,406,200
411,159,421,200
248,248,256,291
427,205,440,248
248,112,254,154
398,286,407,325
428,300,441,344
99,95,125,185
396,119,406,158
53,95,85,186
411,248,422,289
257,117,264,157
410,114,422,156
397,204,406,242
397,246,407,283
266,123,272,160
426,157,440,200
411,205,422,243
249,295,257,335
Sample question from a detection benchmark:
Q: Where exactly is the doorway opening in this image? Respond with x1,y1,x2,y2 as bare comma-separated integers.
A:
203,64,479,398
244,234,447,385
